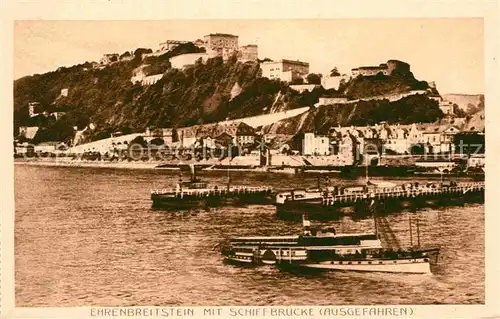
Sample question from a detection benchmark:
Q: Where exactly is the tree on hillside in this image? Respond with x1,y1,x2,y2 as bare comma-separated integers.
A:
127,136,148,160
296,87,325,107
306,73,322,85
478,95,485,109
120,51,132,60
119,127,132,135
258,58,272,63
144,62,170,76
330,67,340,77
454,104,467,117
291,77,304,85
170,42,206,57
150,137,165,146
32,120,75,144
129,135,147,147
466,96,485,115
134,48,153,57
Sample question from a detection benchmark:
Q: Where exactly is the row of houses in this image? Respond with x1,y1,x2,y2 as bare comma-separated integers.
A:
302,122,484,158
15,120,485,170
15,141,69,155
144,122,257,148
143,120,483,161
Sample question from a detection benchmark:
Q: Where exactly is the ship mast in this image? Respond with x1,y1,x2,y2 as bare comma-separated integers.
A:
409,215,413,248
302,214,311,236
190,164,196,182
416,217,421,248
226,143,231,191
365,160,369,185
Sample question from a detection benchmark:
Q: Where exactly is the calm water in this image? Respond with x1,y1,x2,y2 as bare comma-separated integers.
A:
14,165,484,306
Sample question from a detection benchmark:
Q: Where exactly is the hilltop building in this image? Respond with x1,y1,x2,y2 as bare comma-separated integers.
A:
145,32,257,67
203,33,239,59
28,102,40,118
352,64,389,77
351,60,410,77
439,100,455,115
238,44,258,62
100,53,119,65
260,59,310,82
159,40,190,52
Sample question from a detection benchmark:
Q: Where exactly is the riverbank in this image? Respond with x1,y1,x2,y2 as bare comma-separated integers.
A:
14,159,308,172
13,158,342,174
13,159,312,174
13,158,483,180
14,159,161,170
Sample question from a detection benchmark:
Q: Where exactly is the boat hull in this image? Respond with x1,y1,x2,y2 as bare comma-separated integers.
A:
224,256,432,274
151,192,273,209
275,187,484,219
297,257,431,274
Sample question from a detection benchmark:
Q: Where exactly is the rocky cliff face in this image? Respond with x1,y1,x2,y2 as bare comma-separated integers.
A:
264,94,444,135
14,54,301,141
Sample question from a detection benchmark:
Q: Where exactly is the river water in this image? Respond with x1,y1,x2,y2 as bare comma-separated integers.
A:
14,165,484,306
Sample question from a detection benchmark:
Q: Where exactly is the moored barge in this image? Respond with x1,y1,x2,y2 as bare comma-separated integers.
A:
275,180,484,219
151,165,273,208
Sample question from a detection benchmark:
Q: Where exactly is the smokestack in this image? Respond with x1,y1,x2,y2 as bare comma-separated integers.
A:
190,164,196,181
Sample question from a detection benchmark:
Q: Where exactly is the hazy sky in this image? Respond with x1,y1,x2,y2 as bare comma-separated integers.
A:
14,19,484,94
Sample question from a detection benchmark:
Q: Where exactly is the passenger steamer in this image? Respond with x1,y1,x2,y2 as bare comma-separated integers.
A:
220,215,439,274
151,165,273,208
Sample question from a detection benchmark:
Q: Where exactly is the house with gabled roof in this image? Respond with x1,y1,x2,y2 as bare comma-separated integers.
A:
421,124,461,154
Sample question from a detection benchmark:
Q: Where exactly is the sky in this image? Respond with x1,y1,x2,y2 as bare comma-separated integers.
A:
14,19,484,94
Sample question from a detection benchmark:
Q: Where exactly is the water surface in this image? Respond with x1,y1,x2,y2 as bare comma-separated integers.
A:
15,165,484,306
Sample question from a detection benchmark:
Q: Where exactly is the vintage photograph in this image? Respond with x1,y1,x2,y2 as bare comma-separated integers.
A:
13,19,485,307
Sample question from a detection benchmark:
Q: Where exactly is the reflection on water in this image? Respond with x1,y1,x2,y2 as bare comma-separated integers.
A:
15,165,484,306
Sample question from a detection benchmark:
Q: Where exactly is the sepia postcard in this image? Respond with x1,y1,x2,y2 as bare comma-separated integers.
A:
1,0,499,318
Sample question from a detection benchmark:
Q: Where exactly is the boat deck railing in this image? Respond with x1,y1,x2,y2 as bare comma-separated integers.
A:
283,182,484,205
151,185,273,196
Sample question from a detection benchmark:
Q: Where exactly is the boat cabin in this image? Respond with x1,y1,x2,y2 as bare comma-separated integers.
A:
181,180,209,189
298,233,378,246
229,233,379,248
